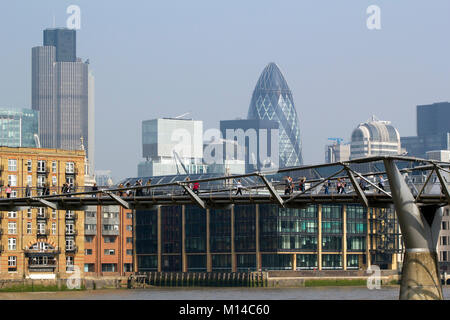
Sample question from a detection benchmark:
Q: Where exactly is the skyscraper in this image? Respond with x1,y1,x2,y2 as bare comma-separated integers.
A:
247,62,303,168
0,107,39,147
43,28,76,62
401,102,450,158
32,28,94,174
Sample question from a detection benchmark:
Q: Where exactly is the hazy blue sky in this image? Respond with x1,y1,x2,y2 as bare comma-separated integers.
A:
0,1,449,180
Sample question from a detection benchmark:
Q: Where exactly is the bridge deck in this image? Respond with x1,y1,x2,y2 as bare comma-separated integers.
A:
0,193,446,210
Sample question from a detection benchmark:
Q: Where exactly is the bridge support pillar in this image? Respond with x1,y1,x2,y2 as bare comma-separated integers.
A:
383,159,443,300
400,250,442,300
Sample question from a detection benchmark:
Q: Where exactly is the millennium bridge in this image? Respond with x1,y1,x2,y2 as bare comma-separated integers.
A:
1,155,450,300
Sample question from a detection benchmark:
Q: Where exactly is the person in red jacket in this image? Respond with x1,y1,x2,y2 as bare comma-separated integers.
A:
192,182,200,195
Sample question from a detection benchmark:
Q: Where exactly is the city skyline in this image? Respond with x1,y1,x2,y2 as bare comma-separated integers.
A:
0,1,449,181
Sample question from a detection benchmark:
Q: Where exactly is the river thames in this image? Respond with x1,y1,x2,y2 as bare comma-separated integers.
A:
1,286,449,300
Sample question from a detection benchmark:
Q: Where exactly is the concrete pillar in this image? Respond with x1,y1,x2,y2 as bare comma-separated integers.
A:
206,209,211,272
318,204,322,270
182,205,187,272
366,208,371,269
343,205,347,270
292,254,297,271
384,159,443,300
231,205,236,272
157,207,161,272
255,204,261,271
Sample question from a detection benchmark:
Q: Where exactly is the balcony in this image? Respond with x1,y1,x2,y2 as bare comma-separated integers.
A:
24,247,60,255
36,213,48,220
37,229,49,237
65,167,79,175
65,213,78,220
65,245,78,253
36,167,50,175
65,230,78,236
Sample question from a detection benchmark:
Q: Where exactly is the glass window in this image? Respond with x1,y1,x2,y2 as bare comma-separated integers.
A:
297,254,318,270
8,159,17,171
66,256,74,271
37,160,46,173
8,256,17,267
52,222,56,235
27,222,32,234
66,162,74,173
8,175,17,187
104,249,115,255
27,160,32,172
52,161,57,173
8,238,16,250
8,211,17,218
8,222,16,234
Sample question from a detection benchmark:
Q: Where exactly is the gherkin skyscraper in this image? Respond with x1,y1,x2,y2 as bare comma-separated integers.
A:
247,62,303,167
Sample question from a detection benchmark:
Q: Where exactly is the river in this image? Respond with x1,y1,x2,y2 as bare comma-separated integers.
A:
1,286,450,300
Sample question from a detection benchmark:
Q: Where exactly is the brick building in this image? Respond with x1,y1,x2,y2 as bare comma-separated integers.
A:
0,146,85,279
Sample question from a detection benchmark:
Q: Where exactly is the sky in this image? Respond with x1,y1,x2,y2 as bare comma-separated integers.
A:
0,1,449,181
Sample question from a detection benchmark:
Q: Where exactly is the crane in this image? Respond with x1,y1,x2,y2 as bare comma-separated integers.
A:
328,137,344,145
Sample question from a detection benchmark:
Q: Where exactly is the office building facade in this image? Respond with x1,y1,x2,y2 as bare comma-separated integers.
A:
402,102,450,159
219,119,279,173
350,116,402,159
0,108,39,148
135,203,402,272
247,63,303,168
139,118,206,177
32,28,94,172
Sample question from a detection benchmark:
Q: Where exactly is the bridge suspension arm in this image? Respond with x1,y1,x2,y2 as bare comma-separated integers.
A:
257,174,284,208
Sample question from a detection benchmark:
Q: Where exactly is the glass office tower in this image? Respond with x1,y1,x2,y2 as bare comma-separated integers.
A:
247,62,303,168
0,108,39,147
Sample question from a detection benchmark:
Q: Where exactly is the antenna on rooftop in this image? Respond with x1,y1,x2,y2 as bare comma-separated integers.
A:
174,112,190,119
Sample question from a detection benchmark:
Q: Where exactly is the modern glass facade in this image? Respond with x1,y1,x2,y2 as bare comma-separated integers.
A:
135,203,402,272
247,62,303,168
0,108,39,147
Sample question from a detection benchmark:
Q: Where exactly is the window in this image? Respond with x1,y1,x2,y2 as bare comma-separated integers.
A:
104,249,115,255
101,264,116,272
66,210,75,219
126,225,133,231
52,176,57,186
85,236,94,243
85,224,96,232
66,239,75,251
27,222,32,234
66,162,74,174
8,222,16,234
84,264,95,272
103,224,119,231
127,212,133,219
8,159,17,171
37,175,46,188
126,237,133,244
8,175,17,187
37,160,46,173
86,211,96,218
126,249,133,255
7,211,17,218
8,238,16,250
52,161,57,173
52,222,56,235
27,175,32,187
66,256,74,272
104,236,116,243
52,210,56,219
37,207,45,218
37,222,46,234
85,249,93,255
27,208,32,219
8,256,17,268
66,223,75,235
27,160,32,172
